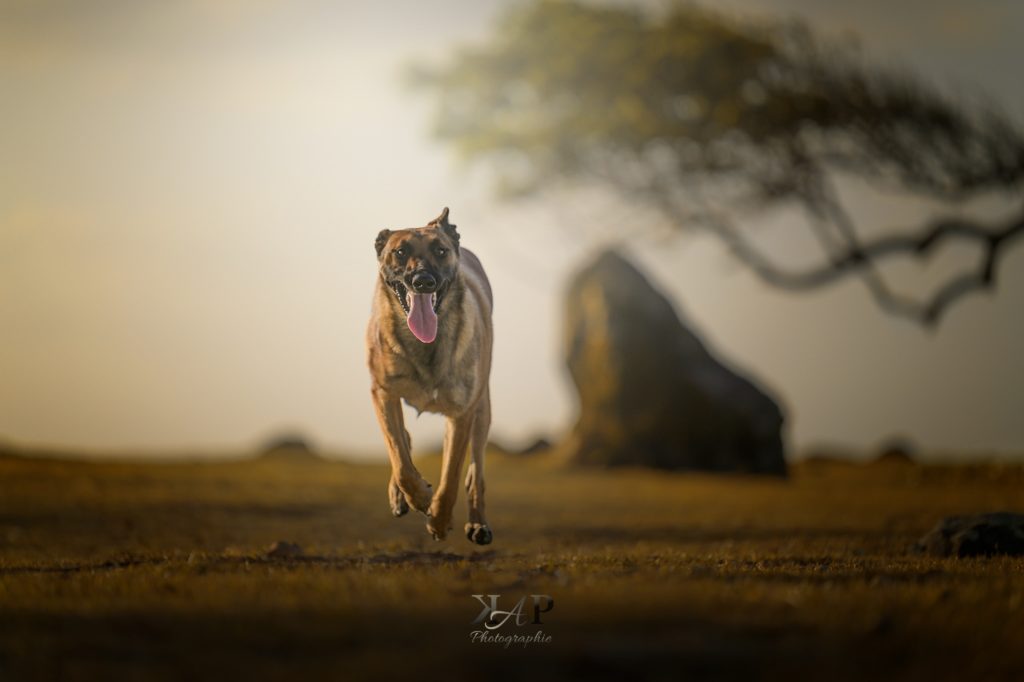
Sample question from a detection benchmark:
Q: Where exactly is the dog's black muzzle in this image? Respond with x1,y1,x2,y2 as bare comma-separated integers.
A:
410,270,438,294
391,271,449,314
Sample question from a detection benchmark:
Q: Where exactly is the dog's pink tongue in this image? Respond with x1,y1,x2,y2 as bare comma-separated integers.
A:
407,293,437,343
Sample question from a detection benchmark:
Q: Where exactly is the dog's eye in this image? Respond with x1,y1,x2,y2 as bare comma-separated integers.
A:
436,247,447,257
395,247,407,258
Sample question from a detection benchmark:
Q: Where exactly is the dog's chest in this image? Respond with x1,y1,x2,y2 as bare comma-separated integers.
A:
397,371,473,415
387,351,476,415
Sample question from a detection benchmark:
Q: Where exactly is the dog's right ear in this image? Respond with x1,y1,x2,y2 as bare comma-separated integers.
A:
375,229,391,258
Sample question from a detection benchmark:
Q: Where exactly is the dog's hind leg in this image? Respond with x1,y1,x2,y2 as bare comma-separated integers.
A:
371,385,433,515
464,390,492,545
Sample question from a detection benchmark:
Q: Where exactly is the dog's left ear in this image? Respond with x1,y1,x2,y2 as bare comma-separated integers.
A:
429,207,459,253
375,229,391,258
430,207,450,227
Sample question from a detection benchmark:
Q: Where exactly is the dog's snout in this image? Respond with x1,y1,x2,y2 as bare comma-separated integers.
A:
411,271,437,293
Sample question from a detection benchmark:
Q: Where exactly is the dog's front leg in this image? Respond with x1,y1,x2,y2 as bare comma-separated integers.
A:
371,385,433,515
426,411,474,540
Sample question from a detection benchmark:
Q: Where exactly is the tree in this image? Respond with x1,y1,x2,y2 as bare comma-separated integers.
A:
410,0,1024,326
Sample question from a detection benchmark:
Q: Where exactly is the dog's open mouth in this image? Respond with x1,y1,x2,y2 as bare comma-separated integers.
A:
391,281,446,344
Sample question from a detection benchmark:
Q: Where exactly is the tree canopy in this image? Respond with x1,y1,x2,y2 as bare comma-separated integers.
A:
411,0,1024,326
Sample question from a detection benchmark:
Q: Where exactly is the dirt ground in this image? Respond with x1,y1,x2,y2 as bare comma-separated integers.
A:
0,450,1022,681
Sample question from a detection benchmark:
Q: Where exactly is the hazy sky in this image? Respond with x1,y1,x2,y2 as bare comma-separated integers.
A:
2,0,1022,460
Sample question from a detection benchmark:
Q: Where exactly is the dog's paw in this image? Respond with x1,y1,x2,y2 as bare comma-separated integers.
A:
426,513,452,541
405,479,433,517
388,479,409,517
428,518,452,540
465,523,493,545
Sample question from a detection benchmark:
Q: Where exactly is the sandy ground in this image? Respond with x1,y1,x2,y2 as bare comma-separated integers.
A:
0,451,1022,681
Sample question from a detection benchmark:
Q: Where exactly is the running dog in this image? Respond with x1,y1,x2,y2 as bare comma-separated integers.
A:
366,208,494,544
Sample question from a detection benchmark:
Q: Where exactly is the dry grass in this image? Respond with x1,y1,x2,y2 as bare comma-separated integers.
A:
0,451,1022,680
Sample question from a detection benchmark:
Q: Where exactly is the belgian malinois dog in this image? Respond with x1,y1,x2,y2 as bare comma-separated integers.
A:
367,208,494,544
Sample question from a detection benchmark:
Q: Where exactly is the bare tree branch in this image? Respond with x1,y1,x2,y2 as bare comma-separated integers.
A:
682,201,1024,326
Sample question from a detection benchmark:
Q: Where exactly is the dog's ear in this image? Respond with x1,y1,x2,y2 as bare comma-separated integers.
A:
429,207,449,227
429,207,460,253
442,221,460,254
375,229,391,258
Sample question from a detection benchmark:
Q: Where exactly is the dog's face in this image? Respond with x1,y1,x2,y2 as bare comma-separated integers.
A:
375,207,461,344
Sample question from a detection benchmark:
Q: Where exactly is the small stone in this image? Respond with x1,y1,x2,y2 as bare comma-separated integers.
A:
266,541,304,559
914,513,1024,558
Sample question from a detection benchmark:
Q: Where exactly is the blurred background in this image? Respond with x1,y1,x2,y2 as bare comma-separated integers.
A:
2,0,1023,462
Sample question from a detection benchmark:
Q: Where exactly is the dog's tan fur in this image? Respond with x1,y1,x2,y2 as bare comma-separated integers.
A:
366,208,494,544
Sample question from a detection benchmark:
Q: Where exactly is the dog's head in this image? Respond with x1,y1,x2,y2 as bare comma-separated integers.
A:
375,207,461,344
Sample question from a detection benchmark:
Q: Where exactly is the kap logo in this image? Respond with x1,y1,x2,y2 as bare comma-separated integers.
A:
472,594,555,629
469,594,555,647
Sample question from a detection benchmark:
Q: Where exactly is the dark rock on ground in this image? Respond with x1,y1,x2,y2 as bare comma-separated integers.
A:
875,436,917,465
259,433,320,461
915,512,1024,557
265,541,304,559
561,249,786,475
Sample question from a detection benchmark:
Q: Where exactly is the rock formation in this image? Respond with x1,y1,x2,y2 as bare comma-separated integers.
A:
561,250,786,475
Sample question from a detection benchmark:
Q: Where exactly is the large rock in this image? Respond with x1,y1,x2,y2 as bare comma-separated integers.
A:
561,250,786,475
914,513,1024,557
